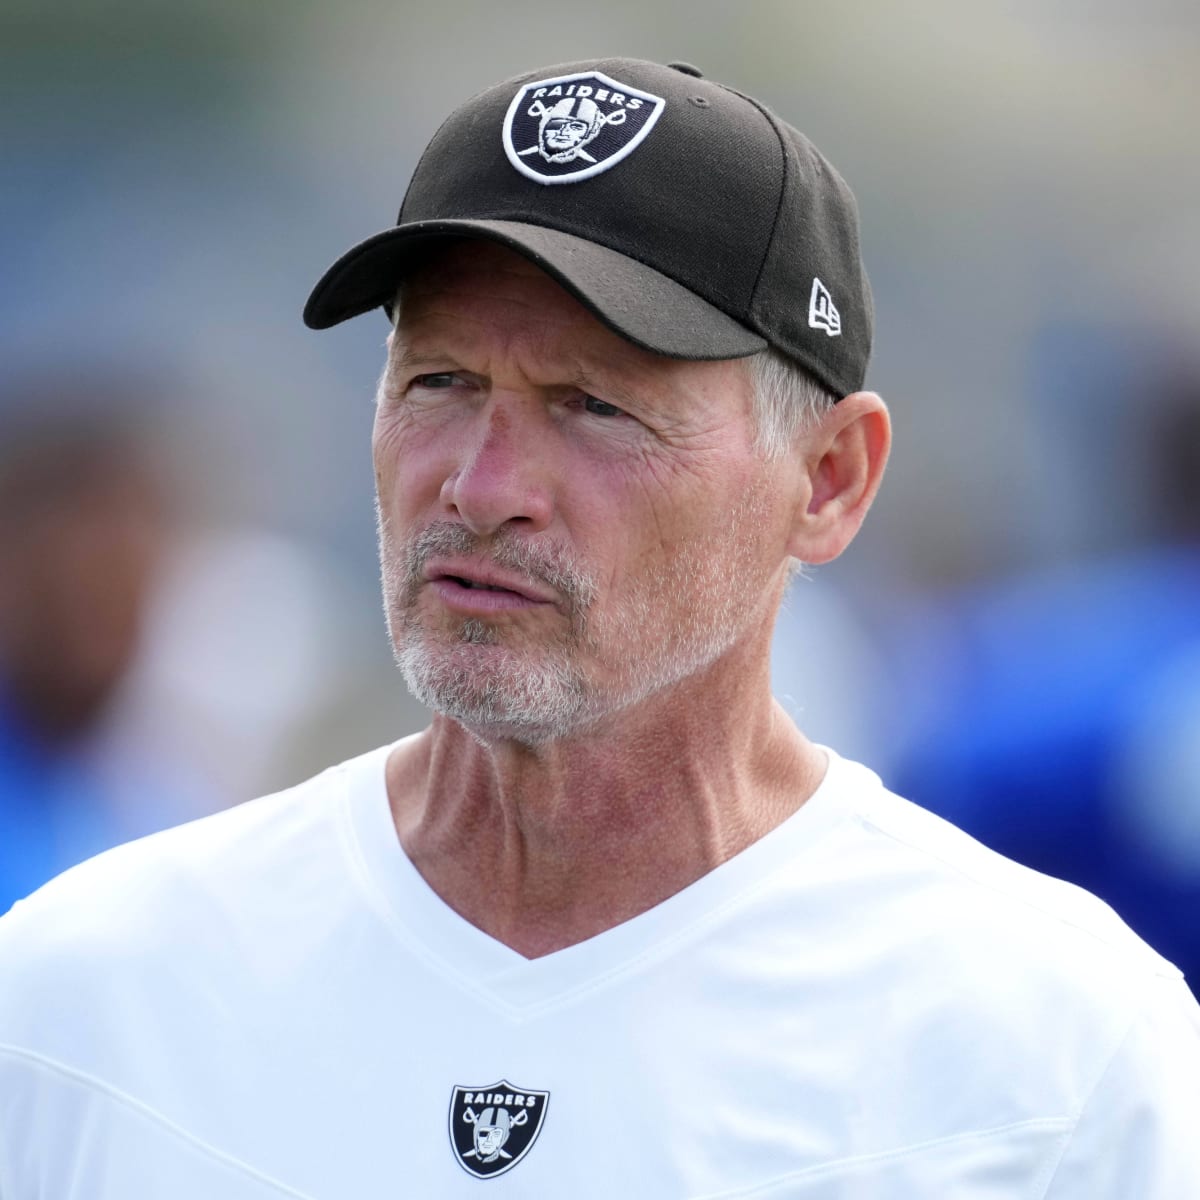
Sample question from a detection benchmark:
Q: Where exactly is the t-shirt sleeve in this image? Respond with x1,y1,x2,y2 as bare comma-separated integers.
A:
1041,974,1200,1198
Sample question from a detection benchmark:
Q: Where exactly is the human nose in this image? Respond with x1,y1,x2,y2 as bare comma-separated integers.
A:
439,394,554,537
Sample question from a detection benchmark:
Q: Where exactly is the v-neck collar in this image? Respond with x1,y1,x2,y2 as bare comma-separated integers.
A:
339,737,852,1018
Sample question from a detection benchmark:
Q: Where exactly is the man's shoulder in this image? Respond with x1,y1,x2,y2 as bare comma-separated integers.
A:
0,745,388,1018
804,754,1200,1133
824,755,1182,997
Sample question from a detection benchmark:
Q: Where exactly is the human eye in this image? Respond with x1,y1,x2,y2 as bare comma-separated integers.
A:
581,394,626,419
412,372,460,389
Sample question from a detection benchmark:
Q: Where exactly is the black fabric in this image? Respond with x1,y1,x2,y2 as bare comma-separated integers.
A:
306,220,766,360
305,57,872,397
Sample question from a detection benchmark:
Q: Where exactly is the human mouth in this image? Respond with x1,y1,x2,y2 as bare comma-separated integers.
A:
423,560,558,613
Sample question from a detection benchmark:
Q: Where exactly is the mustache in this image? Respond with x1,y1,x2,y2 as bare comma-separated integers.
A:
398,521,598,614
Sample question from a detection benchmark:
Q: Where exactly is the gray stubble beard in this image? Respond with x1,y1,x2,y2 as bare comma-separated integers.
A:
380,514,603,746
378,478,777,747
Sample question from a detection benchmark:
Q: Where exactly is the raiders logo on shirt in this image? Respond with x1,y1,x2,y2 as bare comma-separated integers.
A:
503,71,665,185
448,1081,550,1178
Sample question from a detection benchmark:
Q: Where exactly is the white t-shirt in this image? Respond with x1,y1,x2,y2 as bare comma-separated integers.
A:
1,743,1197,1197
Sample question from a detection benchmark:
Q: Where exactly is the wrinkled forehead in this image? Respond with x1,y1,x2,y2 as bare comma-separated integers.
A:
385,239,758,426
388,243,626,377
391,242,656,370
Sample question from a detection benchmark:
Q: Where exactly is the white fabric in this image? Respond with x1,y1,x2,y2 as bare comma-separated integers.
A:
1,742,1197,1198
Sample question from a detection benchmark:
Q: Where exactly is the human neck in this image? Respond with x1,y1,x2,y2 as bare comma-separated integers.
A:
385,662,827,959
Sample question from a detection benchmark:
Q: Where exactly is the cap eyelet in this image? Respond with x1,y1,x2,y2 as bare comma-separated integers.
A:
688,95,711,108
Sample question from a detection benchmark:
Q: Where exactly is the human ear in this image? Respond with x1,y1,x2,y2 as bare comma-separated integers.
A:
785,391,891,565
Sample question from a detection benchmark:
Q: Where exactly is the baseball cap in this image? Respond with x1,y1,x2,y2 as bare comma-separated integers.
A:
304,57,872,398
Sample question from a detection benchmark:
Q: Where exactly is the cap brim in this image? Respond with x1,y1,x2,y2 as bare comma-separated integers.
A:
302,219,766,361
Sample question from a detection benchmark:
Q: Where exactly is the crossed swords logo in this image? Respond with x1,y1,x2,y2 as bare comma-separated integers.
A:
461,1102,530,1164
517,97,627,165
450,1082,550,1179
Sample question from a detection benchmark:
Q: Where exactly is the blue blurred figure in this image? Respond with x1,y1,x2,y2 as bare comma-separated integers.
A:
0,372,167,913
892,371,1200,996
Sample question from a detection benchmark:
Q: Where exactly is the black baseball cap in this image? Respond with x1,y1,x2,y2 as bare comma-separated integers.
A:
304,57,872,398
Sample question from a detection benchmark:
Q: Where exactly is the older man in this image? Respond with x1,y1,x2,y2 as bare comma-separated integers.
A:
1,57,1197,1198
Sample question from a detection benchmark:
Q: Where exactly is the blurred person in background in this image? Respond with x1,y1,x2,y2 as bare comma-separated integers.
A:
0,363,391,921
0,370,170,912
891,359,1200,996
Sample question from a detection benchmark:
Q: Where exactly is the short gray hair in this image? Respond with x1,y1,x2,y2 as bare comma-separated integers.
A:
748,348,839,459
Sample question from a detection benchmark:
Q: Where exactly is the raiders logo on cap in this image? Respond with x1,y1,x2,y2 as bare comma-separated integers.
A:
448,1081,550,1179
503,70,665,185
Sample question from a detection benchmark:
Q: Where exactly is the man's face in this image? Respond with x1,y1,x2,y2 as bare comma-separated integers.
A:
373,242,794,745
475,1118,506,1157
543,117,590,151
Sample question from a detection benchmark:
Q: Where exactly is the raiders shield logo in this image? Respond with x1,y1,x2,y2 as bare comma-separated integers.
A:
503,71,665,185
449,1081,550,1179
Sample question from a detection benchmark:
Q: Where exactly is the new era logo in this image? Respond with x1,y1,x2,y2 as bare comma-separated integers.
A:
808,277,841,337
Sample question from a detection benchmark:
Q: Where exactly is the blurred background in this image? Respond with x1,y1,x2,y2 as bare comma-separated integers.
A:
2,0,1197,990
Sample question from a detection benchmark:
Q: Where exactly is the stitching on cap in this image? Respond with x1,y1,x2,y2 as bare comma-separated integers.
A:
396,73,535,221
713,90,852,396
718,86,790,315
396,112,459,222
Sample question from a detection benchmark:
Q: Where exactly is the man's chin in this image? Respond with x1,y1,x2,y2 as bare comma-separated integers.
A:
396,641,592,747
434,705,591,751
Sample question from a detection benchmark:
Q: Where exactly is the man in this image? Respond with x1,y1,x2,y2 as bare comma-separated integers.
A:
1,57,1196,1197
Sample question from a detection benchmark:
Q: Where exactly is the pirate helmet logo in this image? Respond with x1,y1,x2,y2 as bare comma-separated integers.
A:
536,96,614,163
449,1081,550,1179
503,71,666,185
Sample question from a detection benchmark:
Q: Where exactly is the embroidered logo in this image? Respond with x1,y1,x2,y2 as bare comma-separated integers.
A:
503,71,665,185
449,1081,550,1179
808,277,842,337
